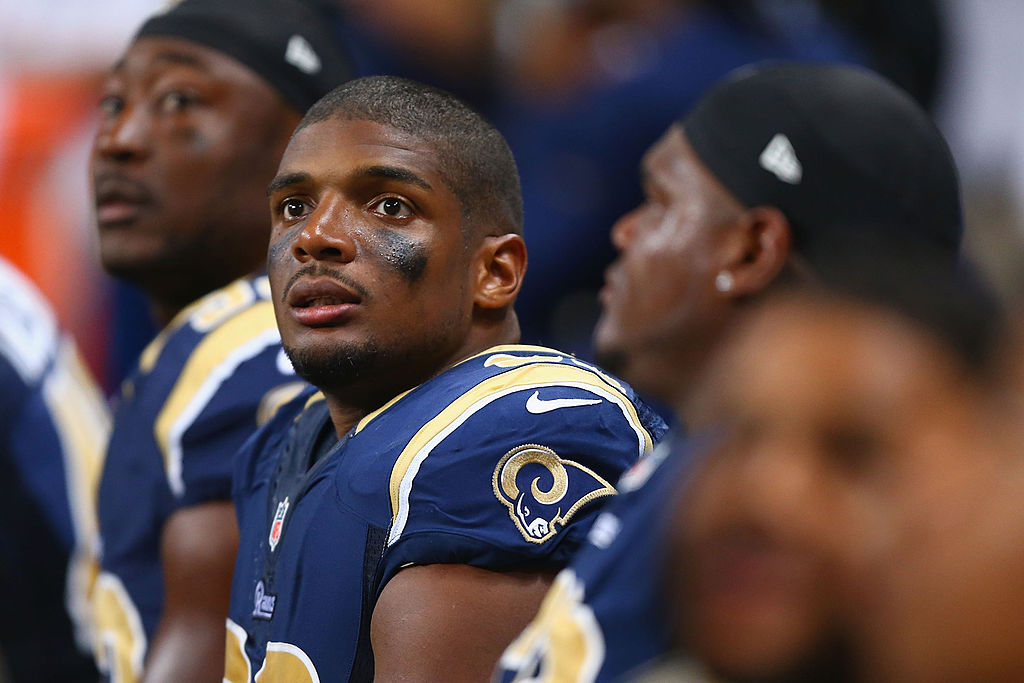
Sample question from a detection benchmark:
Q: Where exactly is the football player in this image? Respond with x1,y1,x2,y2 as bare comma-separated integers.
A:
670,252,1000,683
89,1,352,680
496,63,970,681
0,256,109,681
224,75,667,682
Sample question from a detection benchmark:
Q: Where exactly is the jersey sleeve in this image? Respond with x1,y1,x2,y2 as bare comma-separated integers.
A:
153,296,302,507
378,381,666,588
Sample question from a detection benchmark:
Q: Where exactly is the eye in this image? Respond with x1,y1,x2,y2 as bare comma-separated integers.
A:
158,90,197,113
99,94,124,118
371,197,413,219
281,198,311,221
823,427,882,476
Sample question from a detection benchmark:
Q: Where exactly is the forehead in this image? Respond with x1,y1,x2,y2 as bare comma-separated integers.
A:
279,118,452,193
109,36,264,90
642,126,737,204
711,300,955,426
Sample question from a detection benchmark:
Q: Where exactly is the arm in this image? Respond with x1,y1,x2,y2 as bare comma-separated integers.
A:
371,564,555,682
141,501,239,683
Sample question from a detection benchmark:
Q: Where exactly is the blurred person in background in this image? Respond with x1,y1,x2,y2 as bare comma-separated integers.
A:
88,0,352,680
496,61,968,681
0,0,165,392
665,250,1001,682
491,0,867,354
0,256,109,682
327,0,870,355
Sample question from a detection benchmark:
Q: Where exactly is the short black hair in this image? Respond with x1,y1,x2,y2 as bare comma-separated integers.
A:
298,75,523,237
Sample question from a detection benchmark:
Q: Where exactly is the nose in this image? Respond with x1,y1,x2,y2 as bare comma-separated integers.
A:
291,200,357,264
93,103,150,163
735,438,820,528
610,205,641,251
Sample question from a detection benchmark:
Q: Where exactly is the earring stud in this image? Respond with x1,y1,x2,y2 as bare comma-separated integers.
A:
715,271,734,293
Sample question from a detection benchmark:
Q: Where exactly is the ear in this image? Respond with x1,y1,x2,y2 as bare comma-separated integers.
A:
717,205,793,298
473,234,528,310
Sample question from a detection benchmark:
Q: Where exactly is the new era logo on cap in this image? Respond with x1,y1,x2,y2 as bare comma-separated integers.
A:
285,34,321,74
759,133,802,184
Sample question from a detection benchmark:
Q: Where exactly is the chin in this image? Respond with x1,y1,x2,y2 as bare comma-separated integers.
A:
283,338,386,390
696,626,855,683
98,239,170,281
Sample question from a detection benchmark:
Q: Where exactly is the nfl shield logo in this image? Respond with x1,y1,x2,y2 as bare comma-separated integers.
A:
268,497,290,552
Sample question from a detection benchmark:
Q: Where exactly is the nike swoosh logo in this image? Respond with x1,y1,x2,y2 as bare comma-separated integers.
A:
526,391,602,414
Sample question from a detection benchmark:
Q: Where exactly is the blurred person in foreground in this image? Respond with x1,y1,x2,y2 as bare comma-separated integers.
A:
88,1,353,680
496,61,967,681
665,250,1001,682
848,309,1024,682
224,75,666,682
0,256,109,682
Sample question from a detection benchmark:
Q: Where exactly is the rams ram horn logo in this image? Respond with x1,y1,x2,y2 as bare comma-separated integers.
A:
493,444,616,544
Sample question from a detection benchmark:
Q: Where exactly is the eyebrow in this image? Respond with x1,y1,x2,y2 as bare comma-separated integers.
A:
153,51,204,68
109,51,203,76
355,165,433,191
266,165,435,198
267,172,311,197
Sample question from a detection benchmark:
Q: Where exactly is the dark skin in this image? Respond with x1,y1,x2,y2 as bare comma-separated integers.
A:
144,503,238,683
90,36,299,681
673,296,985,683
91,36,300,325
268,117,539,679
371,565,556,681
593,125,792,404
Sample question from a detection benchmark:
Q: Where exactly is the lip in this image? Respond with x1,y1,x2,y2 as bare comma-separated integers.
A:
286,277,362,327
93,172,156,226
599,265,621,306
691,535,814,606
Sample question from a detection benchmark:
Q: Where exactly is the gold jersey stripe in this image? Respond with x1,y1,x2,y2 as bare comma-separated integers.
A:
139,277,262,374
387,362,655,545
42,339,111,650
154,301,280,497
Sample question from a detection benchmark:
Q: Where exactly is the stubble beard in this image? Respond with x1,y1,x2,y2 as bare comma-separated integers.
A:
282,317,461,400
283,339,387,392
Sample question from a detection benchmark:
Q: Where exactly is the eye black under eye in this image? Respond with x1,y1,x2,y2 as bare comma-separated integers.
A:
100,95,123,116
381,198,402,216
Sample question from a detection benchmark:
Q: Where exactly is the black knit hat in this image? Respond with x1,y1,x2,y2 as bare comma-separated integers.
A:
135,0,355,113
683,62,963,265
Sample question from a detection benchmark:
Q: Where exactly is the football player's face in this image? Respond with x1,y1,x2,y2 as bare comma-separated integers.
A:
91,37,298,296
267,118,477,394
676,297,969,682
594,126,737,398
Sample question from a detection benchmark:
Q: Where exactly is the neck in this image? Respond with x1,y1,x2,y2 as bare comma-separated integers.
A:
149,296,192,329
321,313,521,438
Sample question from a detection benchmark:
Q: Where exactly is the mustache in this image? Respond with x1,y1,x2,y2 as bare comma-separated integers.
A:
92,170,158,205
280,264,371,304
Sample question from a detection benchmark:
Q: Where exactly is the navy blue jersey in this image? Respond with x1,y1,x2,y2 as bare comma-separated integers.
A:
0,257,109,681
226,345,667,682
93,274,305,683
495,433,692,682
